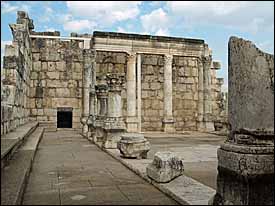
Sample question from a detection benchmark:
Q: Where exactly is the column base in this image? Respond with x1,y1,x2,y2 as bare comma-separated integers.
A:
82,124,89,137
126,117,138,132
162,118,175,133
211,141,274,205
197,121,215,132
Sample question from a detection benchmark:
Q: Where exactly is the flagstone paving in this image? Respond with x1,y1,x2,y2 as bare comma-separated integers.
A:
22,130,179,205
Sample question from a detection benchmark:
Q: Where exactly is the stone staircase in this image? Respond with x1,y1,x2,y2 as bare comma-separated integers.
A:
1,122,44,205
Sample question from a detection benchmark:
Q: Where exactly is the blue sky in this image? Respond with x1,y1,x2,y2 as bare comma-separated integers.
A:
1,1,274,91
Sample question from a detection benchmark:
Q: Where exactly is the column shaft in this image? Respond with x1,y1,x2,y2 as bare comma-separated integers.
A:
126,53,138,132
137,54,142,132
163,54,175,132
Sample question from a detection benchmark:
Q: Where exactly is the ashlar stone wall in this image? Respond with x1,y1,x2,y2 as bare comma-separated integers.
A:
172,56,199,131
29,32,84,128
1,11,33,135
141,54,164,131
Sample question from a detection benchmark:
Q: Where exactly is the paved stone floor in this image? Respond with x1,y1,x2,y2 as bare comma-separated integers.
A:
144,131,226,189
23,130,178,205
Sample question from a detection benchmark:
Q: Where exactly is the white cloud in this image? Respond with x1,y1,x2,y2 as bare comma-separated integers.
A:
155,28,170,36
66,1,141,26
1,2,18,14
257,40,274,54
140,8,170,35
39,7,54,23
166,1,274,34
63,19,97,32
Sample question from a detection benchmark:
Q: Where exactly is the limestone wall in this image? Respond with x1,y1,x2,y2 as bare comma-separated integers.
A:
29,33,84,128
172,56,199,131
141,54,164,131
1,11,33,135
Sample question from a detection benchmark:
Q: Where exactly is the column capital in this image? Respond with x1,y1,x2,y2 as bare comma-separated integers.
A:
164,54,173,64
106,74,125,92
127,52,136,62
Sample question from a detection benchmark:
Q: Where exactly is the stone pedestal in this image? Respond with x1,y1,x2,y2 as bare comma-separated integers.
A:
146,151,184,183
211,37,274,205
212,130,274,205
162,118,175,133
102,118,125,149
117,133,150,159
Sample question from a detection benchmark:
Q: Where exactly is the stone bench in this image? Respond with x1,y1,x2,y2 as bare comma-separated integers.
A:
146,151,184,183
1,121,38,169
117,133,150,159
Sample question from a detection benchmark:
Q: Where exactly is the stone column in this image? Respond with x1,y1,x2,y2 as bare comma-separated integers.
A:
126,52,138,132
81,49,93,136
211,37,274,205
201,47,214,131
88,57,97,123
197,57,204,130
96,84,108,118
93,83,108,143
162,54,175,132
103,74,126,149
137,53,142,132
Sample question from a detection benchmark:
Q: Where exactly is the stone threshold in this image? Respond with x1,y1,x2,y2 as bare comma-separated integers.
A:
88,138,215,205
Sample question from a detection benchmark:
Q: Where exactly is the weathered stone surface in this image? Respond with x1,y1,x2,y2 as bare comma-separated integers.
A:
228,36,274,133
212,37,274,206
117,133,150,159
146,151,184,183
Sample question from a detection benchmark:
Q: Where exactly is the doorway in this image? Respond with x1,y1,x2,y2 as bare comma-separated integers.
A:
57,107,73,128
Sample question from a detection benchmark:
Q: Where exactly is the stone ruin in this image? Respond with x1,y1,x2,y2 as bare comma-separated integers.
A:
211,37,274,205
1,11,228,141
146,151,184,183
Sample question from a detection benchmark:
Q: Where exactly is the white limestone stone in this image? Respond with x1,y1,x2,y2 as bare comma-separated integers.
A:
146,151,184,183
117,133,150,159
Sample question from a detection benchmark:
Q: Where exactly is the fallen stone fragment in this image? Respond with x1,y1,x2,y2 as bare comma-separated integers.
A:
117,133,150,159
146,151,184,183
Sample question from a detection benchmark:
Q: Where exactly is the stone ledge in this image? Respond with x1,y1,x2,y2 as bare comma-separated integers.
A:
1,126,44,205
1,121,38,167
93,31,205,44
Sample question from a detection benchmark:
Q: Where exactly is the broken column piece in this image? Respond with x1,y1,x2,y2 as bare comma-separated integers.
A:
117,133,150,159
211,36,274,205
146,151,184,183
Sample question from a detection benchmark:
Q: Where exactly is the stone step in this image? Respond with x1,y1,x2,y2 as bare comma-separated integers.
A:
1,122,38,169
1,126,44,205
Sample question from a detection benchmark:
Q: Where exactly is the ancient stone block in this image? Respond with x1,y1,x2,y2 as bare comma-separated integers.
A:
48,62,56,71
33,61,41,71
56,88,70,98
56,61,66,71
117,133,150,159
146,151,184,183
47,71,59,80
